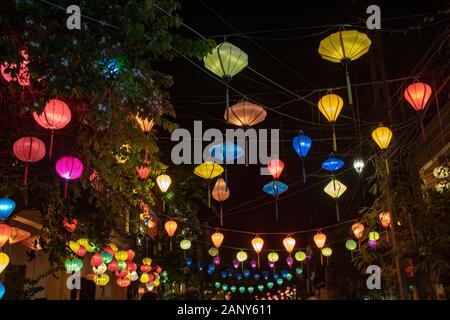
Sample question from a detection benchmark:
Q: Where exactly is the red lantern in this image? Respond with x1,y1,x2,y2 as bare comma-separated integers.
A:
117,277,131,288
76,245,86,257
63,217,78,233
136,166,151,180
148,273,155,283
13,136,46,185
103,246,115,256
90,252,103,267
154,265,162,274
267,159,284,179
0,223,12,248
126,261,137,272
126,249,135,261
115,270,128,278
404,82,432,111
33,99,72,159
140,264,152,273
108,259,119,272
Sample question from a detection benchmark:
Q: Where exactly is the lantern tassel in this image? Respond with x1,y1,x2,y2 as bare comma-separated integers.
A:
23,163,29,185
302,158,307,184
420,120,426,141
170,238,172,252
64,181,68,199
345,65,353,107
320,254,323,266
385,157,390,176
220,203,223,226
335,200,340,222
49,129,54,160
208,182,211,208
257,253,260,268
163,199,166,212
245,137,249,167
332,124,337,152
225,83,230,125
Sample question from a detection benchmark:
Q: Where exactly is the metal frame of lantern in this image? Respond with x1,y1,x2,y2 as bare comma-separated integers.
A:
292,131,312,183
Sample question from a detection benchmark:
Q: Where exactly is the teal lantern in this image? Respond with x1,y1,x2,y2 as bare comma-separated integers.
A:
65,258,83,273
276,278,283,286
101,251,113,264
222,284,228,291
267,282,274,289
214,282,221,289
239,286,245,294
295,267,303,275
247,286,254,294
286,273,293,281
0,282,5,300
230,285,237,293
118,260,127,271
257,284,264,292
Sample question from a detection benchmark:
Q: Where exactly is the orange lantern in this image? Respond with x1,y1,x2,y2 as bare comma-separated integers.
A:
267,159,285,180
313,232,326,249
211,178,230,226
136,165,151,180
0,223,12,248
251,235,264,268
164,220,177,251
379,212,392,229
211,231,224,249
283,235,296,255
351,223,365,239
404,82,432,138
135,113,155,134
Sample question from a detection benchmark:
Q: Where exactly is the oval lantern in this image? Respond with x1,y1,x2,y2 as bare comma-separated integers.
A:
0,198,15,221
93,274,109,286
156,174,171,212
211,231,224,249
294,251,306,262
55,156,83,199
252,235,264,268
117,277,131,288
282,235,296,254
33,99,71,159
351,223,365,239
372,125,393,150
267,252,279,263
236,250,248,263
164,220,177,251
180,239,192,250
313,232,326,249
292,131,312,183
318,94,344,151
212,178,230,226
369,231,380,241
13,137,46,185
267,159,284,180
321,247,332,257
208,247,219,257
0,224,12,249
115,250,128,261
345,239,357,251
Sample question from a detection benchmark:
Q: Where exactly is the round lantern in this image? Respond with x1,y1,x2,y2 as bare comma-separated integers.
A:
55,156,83,199
321,247,332,257
211,231,224,248
267,252,279,263
292,131,312,183
93,274,109,286
372,125,393,150
76,245,86,257
0,224,12,249
208,247,219,257
33,99,71,159
194,162,224,208
107,259,119,272
252,236,264,268
140,264,152,273
13,137,46,185
212,178,230,225
351,223,365,239
282,235,296,254
164,220,177,251
180,239,192,250
236,250,248,262
369,231,380,241
317,94,344,151
294,251,306,262
130,271,139,282
142,257,152,265
90,252,103,267
135,113,154,134
0,198,15,221
140,272,150,284
65,258,83,273
313,232,326,249
345,239,357,251
0,253,10,274
156,174,171,212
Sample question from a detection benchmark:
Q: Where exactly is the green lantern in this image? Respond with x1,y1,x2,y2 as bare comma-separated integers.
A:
247,286,254,294
180,239,192,250
204,42,248,81
239,286,245,294
257,284,264,292
118,260,127,271
101,251,113,264
214,282,221,289
222,284,228,291
369,231,380,241
294,251,306,262
267,282,274,289
208,247,219,257
286,273,293,281
65,258,83,273
345,239,357,251
321,247,332,257
295,267,303,275
276,278,283,286
230,285,237,293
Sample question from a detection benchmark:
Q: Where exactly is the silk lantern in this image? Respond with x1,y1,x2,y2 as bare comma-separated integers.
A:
0,253,10,274
211,230,224,249
208,247,219,257
212,177,230,225
263,180,288,220
55,156,83,199
156,174,171,212
351,223,365,239
292,131,312,183
267,159,284,180
135,113,154,134
209,142,244,163
372,125,393,175
0,198,15,221
379,211,392,229
94,274,109,286
101,252,113,265
164,220,177,251
236,250,248,262
136,165,151,180
313,232,326,249
252,236,264,268
13,137,46,185
63,217,77,233
404,82,432,139
321,157,344,172
294,251,306,262
90,252,103,267
117,277,131,288
33,99,71,159
194,162,224,207
0,224,12,249
353,158,365,175
283,235,296,255
323,179,347,221
319,30,371,107
8,227,30,244
318,94,344,151
345,239,357,251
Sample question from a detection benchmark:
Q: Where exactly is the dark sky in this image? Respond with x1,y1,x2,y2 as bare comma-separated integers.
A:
156,0,448,253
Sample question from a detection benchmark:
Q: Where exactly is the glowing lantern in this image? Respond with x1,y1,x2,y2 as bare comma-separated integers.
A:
252,236,264,267
321,157,344,172
372,125,393,150
368,240,377,248
135,113,155,134
156,174,171,212
267,282,274,289
33,99,71,159
263,180,288,220
142,257,152,265
283,235,296,254
164,220,177,251
404,82,432,111
13,137,46,185
313,232,326,249
0,253,10,274
65,258,83,273
136,165,151,180
117,277,131,288
107,259,119,272
236,250,248,263
76,245,87,257
369,231,380,241
93,263,107,275
140,272,150,284
63,217,77,233
180,239,191,250
114,144,131,164
115,250,128,261
286,256,294,267
345,239,357,251
78,238,94,252
292,131,312,183
126,249,135,261
212,178,230,225
90,253,103,267
267,252,279,263
294,251,306,262
211,231,224,249
8,227,30,244
208,247,219,257
126,261,137,272
0,198,15,221
318,30,371,109
68,240,80,254
379,212,392,229
55,156,83,199
267,159,285,180
130,271,139,282
324,179,347,221
353,158,365,175
351,223,365,239
194,162,224,207
140,264,152,273
317,94,344,151
209,142,244,163
93,274,109,286
321,247,332,257
214,256,221,265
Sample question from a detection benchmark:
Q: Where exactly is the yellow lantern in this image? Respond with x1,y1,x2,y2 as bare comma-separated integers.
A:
109,243,118,252
369,231,380,241
318,93,343,151
313,232,326,249
93,274,109,286
267,252,279,263
236,250,248,262
142,257,152,265
77,238,92,252
135,113,155,134
251,235,264,268
212,178,230,226
282,235,296,254
294,251,306,262
351,223,365,239
156,174,171,212
164,220,177,251
204,42,248,80
211,231,224,249
115,250,128,261
153,278,160,287
208,247,219,257
324,179,347,199
140,272,150,284
0,252,10,274
321,247,332,257
372,125,393,150
68,240,80,254
92,263,107,275
379,212,392,229
194,162,224,207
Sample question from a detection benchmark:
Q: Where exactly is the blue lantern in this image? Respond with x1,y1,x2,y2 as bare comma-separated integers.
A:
321,157,344,172
273,273,279,280
243,269,250,279
209,142,244,162
263,181,288,220
262,270,269,280
280,269,289,278
292,132,312,183
0,282,5,300
185,257,193,266
197,261,204,271
253,273,260,281
236,273,243,281
221,271,228,279
0,198,15,221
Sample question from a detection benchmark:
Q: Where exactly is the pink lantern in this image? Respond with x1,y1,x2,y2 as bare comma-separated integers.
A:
267,159,284,179
126,261,137,272
286,256,294,267
33,99,72,159
76,245,86,257
13,137,46,185
127,249,135,261
108,259,119,272
55,156,83,199
232,259,240,269
90,253,103,267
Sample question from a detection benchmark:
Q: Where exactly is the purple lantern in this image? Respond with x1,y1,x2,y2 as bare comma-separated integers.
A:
55,156,83,199
232,259,240,269
268,261,275,269
368,240,377,248
306,254,312,262
286,256,294,267
213,256,221,265
250,260,257,269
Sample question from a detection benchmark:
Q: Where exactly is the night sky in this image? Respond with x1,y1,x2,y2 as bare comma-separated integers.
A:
156,0,448,253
